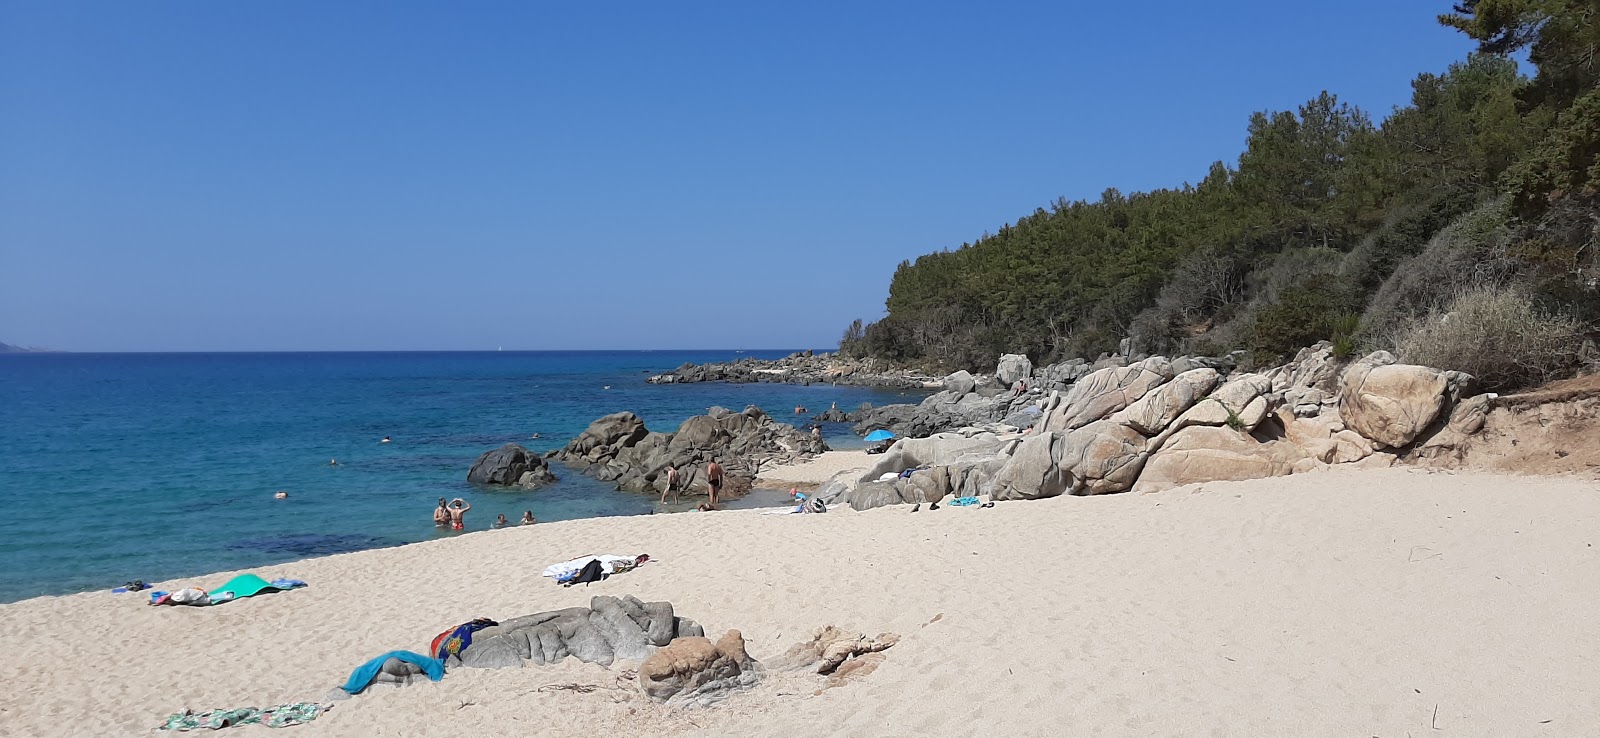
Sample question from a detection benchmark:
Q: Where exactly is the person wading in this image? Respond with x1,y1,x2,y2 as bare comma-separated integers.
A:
704,461,724,508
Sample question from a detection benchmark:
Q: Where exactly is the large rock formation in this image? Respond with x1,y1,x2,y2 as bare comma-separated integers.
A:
1338,352,1451,448
1036,357,1173,432
995,353,1033,386
451,595,704,669
1111,368,1221,435
466,443,558,488
547,405,827,497
825,343,1489,510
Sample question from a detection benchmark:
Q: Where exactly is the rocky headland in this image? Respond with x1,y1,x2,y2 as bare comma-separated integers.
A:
470,405,828,500
646,350,939,390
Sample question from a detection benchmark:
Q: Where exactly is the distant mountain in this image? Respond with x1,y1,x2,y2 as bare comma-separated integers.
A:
0,341,50,353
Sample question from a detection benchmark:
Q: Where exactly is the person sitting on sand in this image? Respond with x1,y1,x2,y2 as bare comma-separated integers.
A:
520,511,536,525
705,460,724,506
493,513,509,529
448,498,471,530
433,498,449,527
660,465,681,504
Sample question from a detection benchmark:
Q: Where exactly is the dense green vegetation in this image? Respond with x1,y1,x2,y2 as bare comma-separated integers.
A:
842,2,1599,386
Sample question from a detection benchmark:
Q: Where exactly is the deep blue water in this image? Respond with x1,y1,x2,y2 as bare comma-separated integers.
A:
0,351,919,601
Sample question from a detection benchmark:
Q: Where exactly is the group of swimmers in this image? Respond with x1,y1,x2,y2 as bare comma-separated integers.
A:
433,497,536,531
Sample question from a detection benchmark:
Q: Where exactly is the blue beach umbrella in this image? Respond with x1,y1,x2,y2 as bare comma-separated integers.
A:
864,430,895,443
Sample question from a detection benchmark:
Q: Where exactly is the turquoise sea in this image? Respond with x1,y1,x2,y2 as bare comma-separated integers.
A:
0,351,918,602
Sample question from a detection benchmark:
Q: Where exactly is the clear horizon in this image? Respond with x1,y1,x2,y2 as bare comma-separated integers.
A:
1,1,1477,352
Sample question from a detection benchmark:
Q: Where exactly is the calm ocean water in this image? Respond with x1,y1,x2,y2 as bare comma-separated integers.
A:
0,350,918,602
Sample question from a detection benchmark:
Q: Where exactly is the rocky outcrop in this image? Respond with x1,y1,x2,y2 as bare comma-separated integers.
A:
646,351,938,390
767,626,900,676
452,595,704,669
1338,352,1451,448
825,342,1489,510
1037,357,1173,432
1131,426,1314,493
466,443,558,488
995,353,1033,386
1111,368,1221,435
638,630,760,705
548,405,827,497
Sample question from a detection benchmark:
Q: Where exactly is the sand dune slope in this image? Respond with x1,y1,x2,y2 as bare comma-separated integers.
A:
2,467,1597,737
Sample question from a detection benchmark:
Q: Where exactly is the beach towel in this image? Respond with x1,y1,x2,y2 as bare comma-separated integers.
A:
158,702,328,731
541,555,644,582
950,496,980,507
207,574,305,602
341,651,444,695
430,618,498,661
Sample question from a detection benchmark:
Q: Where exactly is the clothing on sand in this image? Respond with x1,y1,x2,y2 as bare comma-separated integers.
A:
430,619,498,661
540,555,645,583
340,651,444,695
158,702,328,731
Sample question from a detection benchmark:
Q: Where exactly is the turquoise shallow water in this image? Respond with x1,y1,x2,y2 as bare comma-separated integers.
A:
0,351,917,601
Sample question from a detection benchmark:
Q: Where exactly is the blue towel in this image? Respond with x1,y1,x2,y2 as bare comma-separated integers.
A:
269,578,307,589
341,650,445,694
950,496,979,506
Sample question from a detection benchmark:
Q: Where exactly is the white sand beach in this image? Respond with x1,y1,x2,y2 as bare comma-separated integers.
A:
756,449,872,489
4,466,1599,737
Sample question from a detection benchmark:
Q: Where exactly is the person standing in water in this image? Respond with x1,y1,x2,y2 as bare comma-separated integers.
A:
493,513,510,528
447,498,471,530
704,461,724,507
520,511,536,525
661,465,681,504
433,498,450,527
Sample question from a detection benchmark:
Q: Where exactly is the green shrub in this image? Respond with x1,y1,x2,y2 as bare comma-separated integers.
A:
1392,285,1589,392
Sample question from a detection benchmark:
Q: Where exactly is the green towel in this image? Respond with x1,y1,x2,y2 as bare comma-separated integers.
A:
207,574,278,600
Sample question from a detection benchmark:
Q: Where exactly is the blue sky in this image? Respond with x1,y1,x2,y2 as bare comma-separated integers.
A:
0,1,1478,351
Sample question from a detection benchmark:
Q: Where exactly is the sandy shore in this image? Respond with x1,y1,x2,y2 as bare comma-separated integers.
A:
3,467,1598,737
756,449,872,489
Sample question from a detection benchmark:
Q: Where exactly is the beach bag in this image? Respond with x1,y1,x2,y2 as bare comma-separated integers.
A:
569,559,606,586
806,497,827,514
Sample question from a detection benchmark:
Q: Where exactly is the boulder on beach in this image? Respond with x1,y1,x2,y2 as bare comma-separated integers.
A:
453,595,703,669
638,630,759,705
1338,352,1452,448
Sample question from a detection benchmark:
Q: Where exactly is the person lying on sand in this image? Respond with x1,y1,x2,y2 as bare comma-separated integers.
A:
520,511,536,525
448,498,470,530
433,498,449,527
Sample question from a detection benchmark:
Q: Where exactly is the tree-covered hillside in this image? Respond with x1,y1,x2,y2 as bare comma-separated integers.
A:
843,2,1598,391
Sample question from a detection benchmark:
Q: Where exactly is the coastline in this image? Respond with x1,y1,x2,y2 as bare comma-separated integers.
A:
7,466,1599,736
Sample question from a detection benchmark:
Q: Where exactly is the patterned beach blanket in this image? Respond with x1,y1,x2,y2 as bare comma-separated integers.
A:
158,702,328,731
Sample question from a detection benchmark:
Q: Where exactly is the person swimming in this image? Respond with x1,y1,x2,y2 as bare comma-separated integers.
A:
274,491,288,499
381,436,391,443
520,511,536,525
329,459,338,466
493,513,509,529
